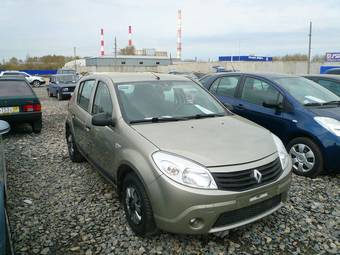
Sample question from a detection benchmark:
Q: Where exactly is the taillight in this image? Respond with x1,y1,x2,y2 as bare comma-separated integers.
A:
33,104,41,112
23,104,41,112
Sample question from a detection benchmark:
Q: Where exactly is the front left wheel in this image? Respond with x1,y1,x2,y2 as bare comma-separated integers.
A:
122,173,157,236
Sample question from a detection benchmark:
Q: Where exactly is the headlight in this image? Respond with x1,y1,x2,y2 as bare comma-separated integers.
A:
314,117,340,137
152,151,217,189
271,134,289,169
63,88,69,92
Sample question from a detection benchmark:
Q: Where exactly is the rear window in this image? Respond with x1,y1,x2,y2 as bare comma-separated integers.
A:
0,80,33,97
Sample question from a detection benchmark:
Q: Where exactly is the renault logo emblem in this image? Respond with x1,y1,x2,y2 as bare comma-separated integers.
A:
252,169,262,183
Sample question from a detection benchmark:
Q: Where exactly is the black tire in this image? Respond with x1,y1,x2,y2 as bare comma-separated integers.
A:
66,131,84,163
287,137,323,178
31,120,42,133
57,91,63,101
122,173,157,236
32,80,41,87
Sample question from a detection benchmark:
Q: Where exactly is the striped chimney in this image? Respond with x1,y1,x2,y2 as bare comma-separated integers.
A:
100,28,105,56
128,25,132,46
176,9,182,59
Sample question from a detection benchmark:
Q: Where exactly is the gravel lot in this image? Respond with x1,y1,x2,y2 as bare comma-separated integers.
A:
3,87,340,255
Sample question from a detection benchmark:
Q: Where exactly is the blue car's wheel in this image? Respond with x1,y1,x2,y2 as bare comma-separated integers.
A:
287,137,323,178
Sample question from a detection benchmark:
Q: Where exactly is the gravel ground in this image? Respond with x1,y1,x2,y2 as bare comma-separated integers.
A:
3,87,340,255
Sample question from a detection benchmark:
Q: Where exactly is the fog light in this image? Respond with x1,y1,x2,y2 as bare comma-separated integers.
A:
189,217,203,229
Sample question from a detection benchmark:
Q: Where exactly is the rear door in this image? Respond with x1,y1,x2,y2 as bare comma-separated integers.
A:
233,76,292,137
207,75,242,110
72,79,96,156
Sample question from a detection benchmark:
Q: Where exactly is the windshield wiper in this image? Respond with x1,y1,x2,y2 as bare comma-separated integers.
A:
322,100,340,106
186,113,225,119
130,116,186,124
304,102,323,106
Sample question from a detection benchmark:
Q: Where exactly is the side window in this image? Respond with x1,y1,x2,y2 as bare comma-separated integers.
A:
78,80,96,111
241,77,282,106
318,79,340,95
209,78,220,93
92,81,113,115
215,76,240,97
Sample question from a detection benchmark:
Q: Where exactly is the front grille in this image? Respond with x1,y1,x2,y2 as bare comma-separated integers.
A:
211,158,282,192
67,87,75,92
213,194,281,228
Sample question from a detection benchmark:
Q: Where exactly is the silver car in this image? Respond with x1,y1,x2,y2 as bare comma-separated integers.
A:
65,72,292,236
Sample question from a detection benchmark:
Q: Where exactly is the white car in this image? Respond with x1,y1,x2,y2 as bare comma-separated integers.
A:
0,71,46,87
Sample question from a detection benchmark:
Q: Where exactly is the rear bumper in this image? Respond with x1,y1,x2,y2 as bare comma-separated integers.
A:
0,112,42,124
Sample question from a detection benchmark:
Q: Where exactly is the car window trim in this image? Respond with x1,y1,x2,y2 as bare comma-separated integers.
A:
216,75,242,98
91,80,114,116
77,79,96,113
238,75,284,107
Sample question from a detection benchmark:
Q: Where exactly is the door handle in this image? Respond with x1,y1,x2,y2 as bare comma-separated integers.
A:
236,104,245,110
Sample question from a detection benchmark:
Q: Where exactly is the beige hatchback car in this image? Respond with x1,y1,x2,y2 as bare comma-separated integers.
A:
65,72,292,236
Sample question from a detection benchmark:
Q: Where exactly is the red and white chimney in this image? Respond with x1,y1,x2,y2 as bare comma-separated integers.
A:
176,9,182,59
100,28,105,56
128,25,133,47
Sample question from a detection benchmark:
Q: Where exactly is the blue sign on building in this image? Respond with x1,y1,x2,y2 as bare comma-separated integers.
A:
326,52,340,62
219,56,273,62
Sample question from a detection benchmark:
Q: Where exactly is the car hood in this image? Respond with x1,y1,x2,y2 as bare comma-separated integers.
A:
308,106,340,121
132,116,277,167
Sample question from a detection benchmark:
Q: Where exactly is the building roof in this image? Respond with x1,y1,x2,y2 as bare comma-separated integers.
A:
86,72,189,83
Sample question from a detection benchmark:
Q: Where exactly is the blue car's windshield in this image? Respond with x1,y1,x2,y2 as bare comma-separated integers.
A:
274,77,339,105
116,80,228,123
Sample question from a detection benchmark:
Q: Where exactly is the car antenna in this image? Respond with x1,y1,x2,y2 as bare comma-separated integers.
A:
151,72,160,80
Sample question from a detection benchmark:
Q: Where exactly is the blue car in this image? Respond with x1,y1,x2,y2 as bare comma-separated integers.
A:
47,74,78,100
200,72,340,177
0,120,13,254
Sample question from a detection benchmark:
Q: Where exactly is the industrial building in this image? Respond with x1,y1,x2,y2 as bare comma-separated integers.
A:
86,55,171,67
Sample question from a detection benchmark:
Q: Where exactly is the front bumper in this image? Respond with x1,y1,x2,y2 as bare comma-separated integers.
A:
318,132,340,173
147,155,292,234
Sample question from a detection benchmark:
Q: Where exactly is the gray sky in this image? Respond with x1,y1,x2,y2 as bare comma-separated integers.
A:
0,0,339,60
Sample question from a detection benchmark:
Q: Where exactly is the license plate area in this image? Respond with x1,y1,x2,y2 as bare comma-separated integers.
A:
0,106,20,115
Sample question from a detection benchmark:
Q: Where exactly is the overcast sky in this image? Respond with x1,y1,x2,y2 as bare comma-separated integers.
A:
0,0,339,60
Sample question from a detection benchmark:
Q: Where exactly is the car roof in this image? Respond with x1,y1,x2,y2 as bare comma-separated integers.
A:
0,76,27,81
84,72,190,83
205,72,300,79
303,74,340,80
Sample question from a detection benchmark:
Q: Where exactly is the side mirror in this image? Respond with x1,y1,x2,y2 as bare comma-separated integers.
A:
0,120,10,135
263,100,282,110
92,113,115,127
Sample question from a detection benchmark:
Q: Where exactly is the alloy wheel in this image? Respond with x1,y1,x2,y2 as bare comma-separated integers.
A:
289,143,315,173
125,186,142,225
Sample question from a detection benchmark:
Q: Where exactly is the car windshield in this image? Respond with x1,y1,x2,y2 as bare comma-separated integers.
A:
117,80,228,123
56,75,77,83
273,77,339,105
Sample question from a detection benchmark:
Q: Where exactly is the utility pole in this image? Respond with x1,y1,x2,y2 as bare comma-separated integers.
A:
307,21,312,74
73,46,77,73
114,37,117,58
